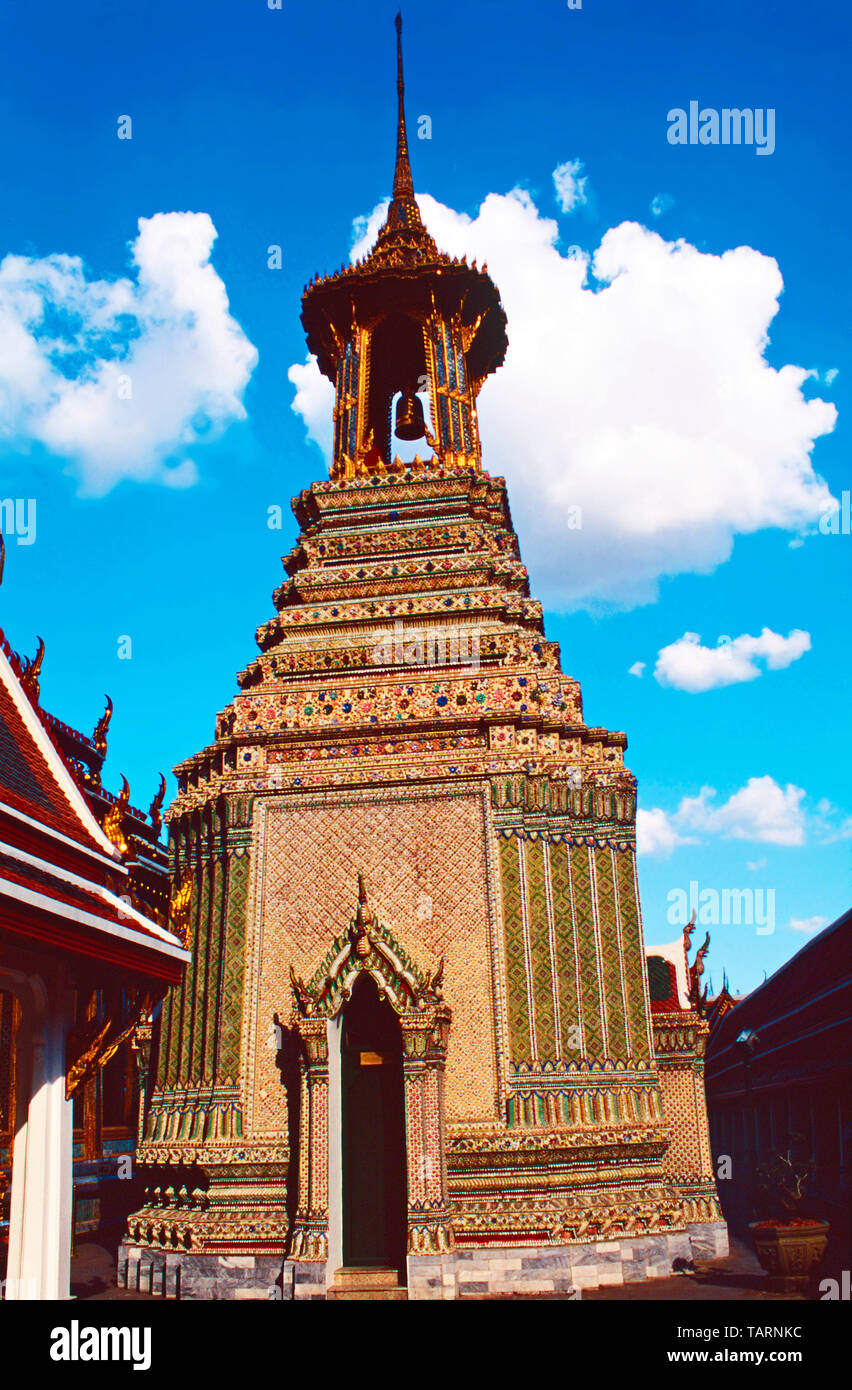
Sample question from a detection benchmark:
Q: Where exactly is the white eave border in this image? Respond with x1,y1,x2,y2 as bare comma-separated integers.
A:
0,643,124,861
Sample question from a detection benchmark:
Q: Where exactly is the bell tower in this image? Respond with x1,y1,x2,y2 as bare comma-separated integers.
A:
301,13,507,479
121,12,727,1301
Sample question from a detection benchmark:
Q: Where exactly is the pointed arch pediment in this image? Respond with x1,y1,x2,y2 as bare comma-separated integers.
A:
289,877,444,1020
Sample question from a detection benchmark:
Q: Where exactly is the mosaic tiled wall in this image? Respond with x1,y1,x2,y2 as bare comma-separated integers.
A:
496,834,653,1068
246,784,502,1133
653,1017,715,1179
155,800,252,1097
658,1064,713,1174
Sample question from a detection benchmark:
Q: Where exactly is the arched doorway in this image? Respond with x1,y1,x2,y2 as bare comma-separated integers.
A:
340,974,407,1273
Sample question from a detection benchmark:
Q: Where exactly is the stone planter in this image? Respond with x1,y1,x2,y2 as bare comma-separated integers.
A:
748,1220,830,1289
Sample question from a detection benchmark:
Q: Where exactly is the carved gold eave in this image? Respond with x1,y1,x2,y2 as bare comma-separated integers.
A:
288,876,446,1022
169,874,193,950
66,982,164,1100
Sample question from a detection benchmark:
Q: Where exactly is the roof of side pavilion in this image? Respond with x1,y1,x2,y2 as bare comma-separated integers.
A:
0,628,189,983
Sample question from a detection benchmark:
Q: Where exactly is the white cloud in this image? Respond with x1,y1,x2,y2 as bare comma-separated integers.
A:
162,457,199,489
788,915,828,935
291,190,836,610
825,820,852,842
650,193,674,217
636,808,693,857
812,798,852,844
628,661,645,678
676,776,807,846
640,775,808,854
678,779,807,846
553,159,589,214
288,355,334,463
825,368,839,385
0,212,257,494
653,628,811,692
746,857,768,871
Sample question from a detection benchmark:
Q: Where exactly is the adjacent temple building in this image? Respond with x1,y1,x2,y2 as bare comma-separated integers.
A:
0,553,188,1300
121,17,726,1299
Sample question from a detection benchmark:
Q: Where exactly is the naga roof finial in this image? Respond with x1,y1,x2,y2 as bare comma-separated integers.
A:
21,636,45,702
148,773,166,838
93,695,113,755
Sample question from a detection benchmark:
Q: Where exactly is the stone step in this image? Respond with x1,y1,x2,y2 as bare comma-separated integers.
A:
327,1266,408,1300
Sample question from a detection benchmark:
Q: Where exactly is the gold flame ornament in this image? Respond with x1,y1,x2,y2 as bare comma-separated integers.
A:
349,871,374,958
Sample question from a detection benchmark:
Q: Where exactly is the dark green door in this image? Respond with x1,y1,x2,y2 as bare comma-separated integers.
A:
341,975,407,1271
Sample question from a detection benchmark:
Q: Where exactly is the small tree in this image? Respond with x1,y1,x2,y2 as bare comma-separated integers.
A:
753,1134,813,1222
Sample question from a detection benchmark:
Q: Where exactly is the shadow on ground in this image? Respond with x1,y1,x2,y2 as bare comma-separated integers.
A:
71,1242,152,1301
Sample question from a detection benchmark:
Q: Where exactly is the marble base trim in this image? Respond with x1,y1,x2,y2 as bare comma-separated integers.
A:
119,1222,727,1298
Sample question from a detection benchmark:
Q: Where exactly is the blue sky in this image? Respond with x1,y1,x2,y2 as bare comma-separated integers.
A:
0,0,849,993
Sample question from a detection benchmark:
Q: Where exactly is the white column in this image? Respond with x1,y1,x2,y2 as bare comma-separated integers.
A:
5,973,73,1301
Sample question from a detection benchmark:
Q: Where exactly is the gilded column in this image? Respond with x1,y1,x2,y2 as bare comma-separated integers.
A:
402,1005,453,1255
289,1017,330,1265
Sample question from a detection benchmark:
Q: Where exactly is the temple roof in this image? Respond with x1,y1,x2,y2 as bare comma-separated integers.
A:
645,937,692,1012
0,632,115,862
0,624,188,977
705,908,852,1086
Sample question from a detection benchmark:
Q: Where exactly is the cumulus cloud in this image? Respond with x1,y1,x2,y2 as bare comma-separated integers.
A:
639,775,808,855
653,628,811,692
676,777,807,846
788,915,828,935
0,212,257,494
636,808,695,856
628,661,646,678
553,159,589,214
291,190,836,610
288,355,334,464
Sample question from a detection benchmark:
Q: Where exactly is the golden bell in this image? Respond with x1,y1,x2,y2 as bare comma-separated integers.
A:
394,390,426,441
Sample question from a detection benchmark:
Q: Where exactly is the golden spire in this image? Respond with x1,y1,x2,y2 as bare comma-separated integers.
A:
383,12,425,239
392,12,416,205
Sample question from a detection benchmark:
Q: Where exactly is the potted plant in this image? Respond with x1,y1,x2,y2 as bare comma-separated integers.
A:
748,1139,830,1289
